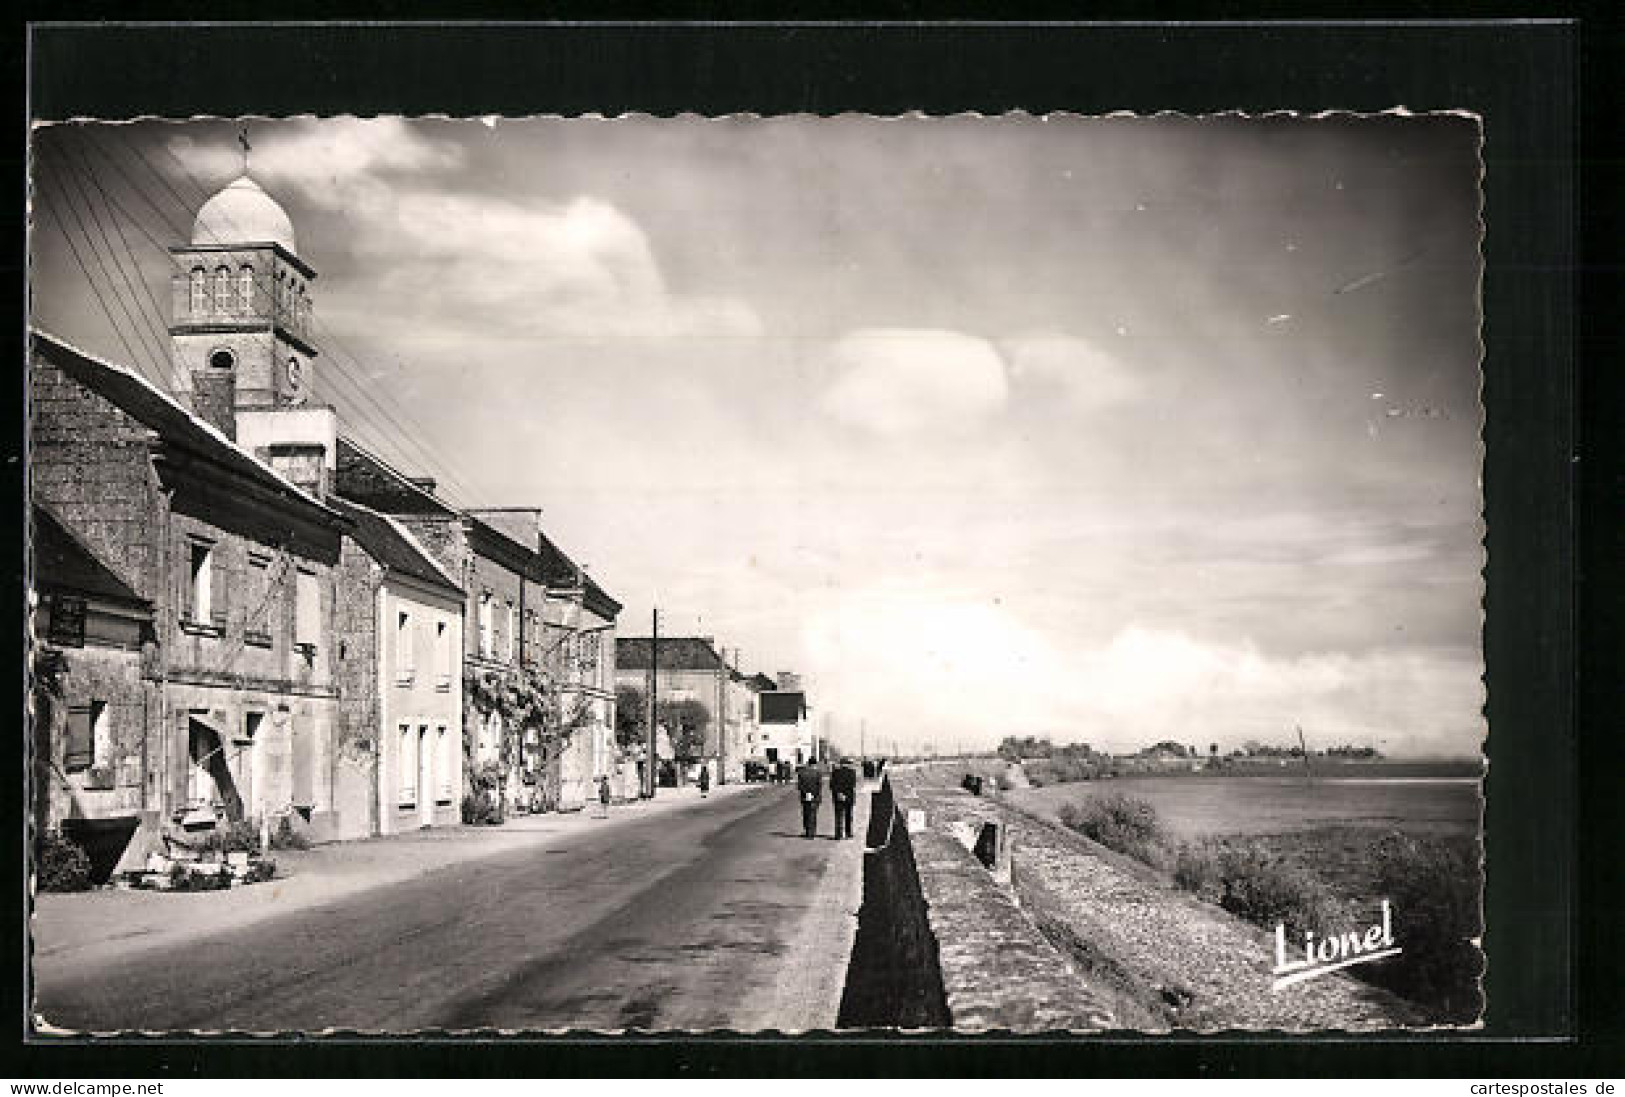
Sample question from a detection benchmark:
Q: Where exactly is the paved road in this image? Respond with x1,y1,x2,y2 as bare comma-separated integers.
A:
34,784,867,1034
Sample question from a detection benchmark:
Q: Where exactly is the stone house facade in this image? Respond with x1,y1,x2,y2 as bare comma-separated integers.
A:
31,330,352,852
335,442,621,815
30,502,159,869
329,496,465,836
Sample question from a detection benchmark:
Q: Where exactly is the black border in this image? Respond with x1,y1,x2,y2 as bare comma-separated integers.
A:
12,14,1606,1078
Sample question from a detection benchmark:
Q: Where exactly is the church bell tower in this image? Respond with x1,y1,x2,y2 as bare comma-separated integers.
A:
169,156,335,498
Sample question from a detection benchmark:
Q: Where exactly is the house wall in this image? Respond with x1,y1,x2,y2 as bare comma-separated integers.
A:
30,356,163,603
32,347,347,842
554,600,616,811
32,625,161,873
376,580,463,833
332,537,382,840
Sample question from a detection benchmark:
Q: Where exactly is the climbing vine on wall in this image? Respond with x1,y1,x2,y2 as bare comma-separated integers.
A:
463,666,593,811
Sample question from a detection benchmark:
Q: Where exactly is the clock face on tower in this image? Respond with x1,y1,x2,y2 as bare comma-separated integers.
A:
284,357,307,405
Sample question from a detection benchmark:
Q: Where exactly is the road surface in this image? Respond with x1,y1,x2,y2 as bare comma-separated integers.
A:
34,783,867,1033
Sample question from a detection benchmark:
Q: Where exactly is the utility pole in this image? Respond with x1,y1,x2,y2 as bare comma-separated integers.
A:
645,608,659,799
716,639,727,787
860,718,866,763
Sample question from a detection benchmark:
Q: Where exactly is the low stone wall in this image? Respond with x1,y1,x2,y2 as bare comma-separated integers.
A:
874,772,1116,1031
907,774,1422,1032
837,779,949,1028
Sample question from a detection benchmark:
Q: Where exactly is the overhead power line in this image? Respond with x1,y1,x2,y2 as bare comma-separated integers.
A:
32,162,172,395
88,125,497,510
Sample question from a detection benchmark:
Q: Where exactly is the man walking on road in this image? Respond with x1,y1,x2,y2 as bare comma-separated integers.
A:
795,760,822,839
698,763,711,798
830,757,858,839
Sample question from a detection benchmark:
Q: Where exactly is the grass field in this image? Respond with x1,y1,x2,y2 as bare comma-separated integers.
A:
1002,759,1485,1022
1006,762,1482,840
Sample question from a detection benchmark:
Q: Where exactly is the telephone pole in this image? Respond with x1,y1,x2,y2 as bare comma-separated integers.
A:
716,640,727,787
645,608,659,799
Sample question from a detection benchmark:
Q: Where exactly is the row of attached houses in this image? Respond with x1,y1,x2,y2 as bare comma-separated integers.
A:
28,172,626,871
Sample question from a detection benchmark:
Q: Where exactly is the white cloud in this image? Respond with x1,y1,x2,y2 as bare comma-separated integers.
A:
820,328,1009,436
174,121,758,340
171,118,463,208
801,586,1482,757
1002,331,1144,412
356,193,764,338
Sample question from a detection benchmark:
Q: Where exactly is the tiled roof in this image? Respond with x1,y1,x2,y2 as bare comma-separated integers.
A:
32,329,341,524
335,436,459,517
468,509,622,620
616,636,726,672
327,496,461,594
32,502,149,609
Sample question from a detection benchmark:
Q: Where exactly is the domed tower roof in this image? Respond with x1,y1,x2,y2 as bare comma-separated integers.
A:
192,176,297,255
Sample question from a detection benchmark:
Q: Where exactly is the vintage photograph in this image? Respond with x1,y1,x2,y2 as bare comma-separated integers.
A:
26,112,1486,1034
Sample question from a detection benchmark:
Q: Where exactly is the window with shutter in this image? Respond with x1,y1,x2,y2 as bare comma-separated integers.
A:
295,570,319,650
209,546,229,628
245,555,272,646
187,542,212,624
398,724,416,807
435,620,451,688
477,594,493,659
64,705,93,771
437,726,454,803
396,609,414,684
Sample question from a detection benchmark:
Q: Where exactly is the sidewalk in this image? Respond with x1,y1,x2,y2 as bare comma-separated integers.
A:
732,782,871,1030
31,782,759,972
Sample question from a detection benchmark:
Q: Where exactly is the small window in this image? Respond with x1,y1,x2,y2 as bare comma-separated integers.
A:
64,703,95,771
477,593,493,659
91,702,112,767
187,541,222,627
435,620,451,687
238,265,255,313
213,266,232,313
396,609,415,684
503,602,516,663
239,710,263,746
209,348,235,371
189,268,207,315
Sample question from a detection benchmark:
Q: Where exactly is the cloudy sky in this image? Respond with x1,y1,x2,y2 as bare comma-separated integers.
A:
30,114,1485,756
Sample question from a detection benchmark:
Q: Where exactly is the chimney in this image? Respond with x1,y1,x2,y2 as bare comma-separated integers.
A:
190,368,236,440
408,476,437,496
266,442,330,499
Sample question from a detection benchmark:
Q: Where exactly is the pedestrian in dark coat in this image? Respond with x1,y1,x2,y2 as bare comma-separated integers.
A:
795,761,823,839
830,757,858,839
698,763,711,798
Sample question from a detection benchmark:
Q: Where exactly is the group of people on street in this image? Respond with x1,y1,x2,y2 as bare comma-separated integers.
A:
794,757,860,840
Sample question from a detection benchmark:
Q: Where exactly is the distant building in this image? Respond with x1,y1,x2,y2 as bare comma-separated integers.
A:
752,675,817,768
615,636,733,784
